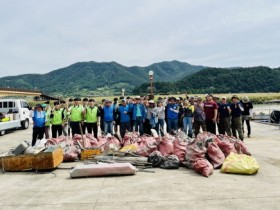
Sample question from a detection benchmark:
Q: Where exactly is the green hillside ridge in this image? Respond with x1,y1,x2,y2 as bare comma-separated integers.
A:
0,60,205,96
133,66,280,94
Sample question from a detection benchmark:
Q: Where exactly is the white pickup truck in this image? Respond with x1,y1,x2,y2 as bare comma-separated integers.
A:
0,99,32,136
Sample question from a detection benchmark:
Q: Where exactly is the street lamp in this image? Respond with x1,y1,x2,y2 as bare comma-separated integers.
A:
149,70,154,95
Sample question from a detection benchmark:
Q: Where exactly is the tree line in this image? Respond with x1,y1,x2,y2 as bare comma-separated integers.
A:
132,66,280,95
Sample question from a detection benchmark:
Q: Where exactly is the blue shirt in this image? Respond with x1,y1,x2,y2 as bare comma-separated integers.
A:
103,105,114,122
132,103,146,120
167,104,179,119
218,103,230,118
136,104,142,117
33,110,46,127
119,105,131,123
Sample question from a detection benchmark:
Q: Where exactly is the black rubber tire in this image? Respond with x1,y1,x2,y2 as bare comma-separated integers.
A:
0,130,5,136
21,119,29,129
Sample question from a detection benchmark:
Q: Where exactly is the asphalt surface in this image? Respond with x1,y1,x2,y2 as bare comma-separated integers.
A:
0,122,280,210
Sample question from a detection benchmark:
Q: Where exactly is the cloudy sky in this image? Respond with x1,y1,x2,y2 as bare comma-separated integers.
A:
0,0,279,77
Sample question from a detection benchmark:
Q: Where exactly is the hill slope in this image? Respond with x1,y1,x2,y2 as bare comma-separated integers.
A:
0,60,205,96
133,66,280,94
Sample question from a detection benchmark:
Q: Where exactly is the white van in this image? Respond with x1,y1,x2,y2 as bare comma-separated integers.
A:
0,99,32,135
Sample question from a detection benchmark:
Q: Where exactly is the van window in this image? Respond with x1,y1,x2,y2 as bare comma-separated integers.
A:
21,101,29,109
9,101,15,108
3,102,7,108
0,102,2,108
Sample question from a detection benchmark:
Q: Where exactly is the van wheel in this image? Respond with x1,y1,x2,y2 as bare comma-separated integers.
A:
21,119,29,129
0,130,5,136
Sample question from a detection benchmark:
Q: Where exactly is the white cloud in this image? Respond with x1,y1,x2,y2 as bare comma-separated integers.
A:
0,0,280,77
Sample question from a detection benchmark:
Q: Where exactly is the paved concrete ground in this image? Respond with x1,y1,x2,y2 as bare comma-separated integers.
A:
0,122,280,210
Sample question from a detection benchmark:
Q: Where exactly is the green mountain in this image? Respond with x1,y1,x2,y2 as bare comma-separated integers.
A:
0,60,205,96
133,66,280,94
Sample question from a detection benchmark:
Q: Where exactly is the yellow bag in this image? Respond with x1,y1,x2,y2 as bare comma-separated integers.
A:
119,144,138,153
0,117,10,122
221,152,259,175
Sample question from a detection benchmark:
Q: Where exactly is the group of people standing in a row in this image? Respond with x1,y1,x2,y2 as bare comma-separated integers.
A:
30,94,253,146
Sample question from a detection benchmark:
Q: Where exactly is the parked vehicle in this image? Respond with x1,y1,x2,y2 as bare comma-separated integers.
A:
0,99,32,136
270,110,280,124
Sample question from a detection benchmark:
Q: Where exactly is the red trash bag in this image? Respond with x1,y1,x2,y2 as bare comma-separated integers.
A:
72,134,93,149
103,136,121,154
215,138,237,157
83,136,93,148
136,136,157,157
123,132,139,146
185,139,207,162
173,138,187,163
207,142,225,169
96,136,108,151
123,134,132,146
193,158,214,177
158,135,174,156
54,135,67,144
63,146,80,162
234,141,251,156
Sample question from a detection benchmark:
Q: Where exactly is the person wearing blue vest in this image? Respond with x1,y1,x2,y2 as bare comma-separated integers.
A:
166,97,179,133
119,99,132,138
103,100,115,135
31,104,46,146
132,96,146,136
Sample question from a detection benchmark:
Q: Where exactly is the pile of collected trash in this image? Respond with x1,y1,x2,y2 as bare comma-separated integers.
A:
183,132,255,177
43,130,259,177
43,131,190,165
2,130,259,177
